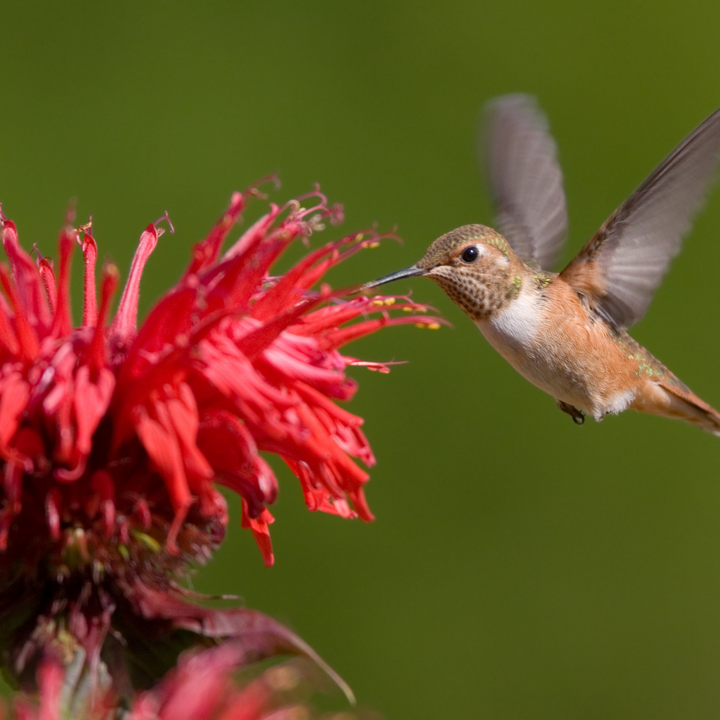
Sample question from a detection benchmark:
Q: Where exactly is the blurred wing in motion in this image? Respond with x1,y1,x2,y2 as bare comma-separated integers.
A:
561,106,720,329
483,94,568,270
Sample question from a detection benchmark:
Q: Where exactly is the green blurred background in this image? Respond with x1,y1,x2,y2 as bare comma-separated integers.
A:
3,1,720,717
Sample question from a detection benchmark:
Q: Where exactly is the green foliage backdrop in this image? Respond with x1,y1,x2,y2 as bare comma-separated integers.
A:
3,2,720,718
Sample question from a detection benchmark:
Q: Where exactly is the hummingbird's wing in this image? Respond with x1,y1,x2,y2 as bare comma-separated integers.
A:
560,106,720,329
483,94,568,271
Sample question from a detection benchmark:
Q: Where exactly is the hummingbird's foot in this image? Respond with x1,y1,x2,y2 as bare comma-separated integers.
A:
556,400,585,425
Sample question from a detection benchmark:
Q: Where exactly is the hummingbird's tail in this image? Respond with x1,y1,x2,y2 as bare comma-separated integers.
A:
632,378,720,437
680,401,720,437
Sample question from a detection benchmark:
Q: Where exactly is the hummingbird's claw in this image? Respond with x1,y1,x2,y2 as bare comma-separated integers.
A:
556,400,584,425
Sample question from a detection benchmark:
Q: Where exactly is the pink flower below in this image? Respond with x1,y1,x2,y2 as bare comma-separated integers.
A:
12,647,338,720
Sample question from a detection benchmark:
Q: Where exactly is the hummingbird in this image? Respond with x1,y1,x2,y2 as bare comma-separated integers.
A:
365,96,720,433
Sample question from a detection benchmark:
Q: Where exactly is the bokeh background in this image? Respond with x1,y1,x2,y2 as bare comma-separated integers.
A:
3,2,720,718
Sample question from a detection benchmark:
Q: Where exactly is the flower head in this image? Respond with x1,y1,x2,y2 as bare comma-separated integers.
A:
0,184,441,697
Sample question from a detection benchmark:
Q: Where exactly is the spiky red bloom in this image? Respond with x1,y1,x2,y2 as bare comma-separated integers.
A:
0,185,440,694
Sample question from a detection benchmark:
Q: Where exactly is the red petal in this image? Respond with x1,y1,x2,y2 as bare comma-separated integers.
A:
112,224,159,341
49,225,75,340
81,234,98,327
183,191,246,277
241,501,275,567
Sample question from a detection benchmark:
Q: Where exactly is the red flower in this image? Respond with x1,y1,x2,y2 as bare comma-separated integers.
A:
0,184,440,697
12,647,346,720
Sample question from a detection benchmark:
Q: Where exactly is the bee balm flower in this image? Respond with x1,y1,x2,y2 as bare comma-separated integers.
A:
0,186,440,698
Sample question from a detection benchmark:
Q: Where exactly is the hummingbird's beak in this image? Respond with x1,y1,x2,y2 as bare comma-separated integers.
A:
362,265,425,290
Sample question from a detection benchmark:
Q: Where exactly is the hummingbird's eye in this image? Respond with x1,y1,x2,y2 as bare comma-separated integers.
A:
460,245,480,264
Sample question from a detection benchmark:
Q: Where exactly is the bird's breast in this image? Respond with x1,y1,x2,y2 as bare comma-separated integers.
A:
475,288,555,386
481,287,544,351
474,284,640,417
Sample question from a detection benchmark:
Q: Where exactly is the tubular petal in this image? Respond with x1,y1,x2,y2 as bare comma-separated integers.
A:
112,224,159,341
81,234,99,328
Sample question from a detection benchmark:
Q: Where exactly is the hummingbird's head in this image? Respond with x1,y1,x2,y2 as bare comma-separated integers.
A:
365,224,517,321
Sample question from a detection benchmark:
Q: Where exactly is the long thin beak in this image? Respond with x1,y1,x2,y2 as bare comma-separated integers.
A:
363,265,425,290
